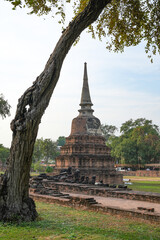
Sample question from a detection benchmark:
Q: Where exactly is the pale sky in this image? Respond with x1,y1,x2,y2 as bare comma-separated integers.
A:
0,1,160,148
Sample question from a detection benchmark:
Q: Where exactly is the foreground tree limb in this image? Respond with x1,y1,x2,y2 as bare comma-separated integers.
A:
0,0,111,222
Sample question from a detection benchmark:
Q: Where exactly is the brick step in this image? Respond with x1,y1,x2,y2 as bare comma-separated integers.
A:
137,207,154,212
49,191,60,194
61,193,70,197
85,198,98,205
86,198,95,201
51,193,64,197
61,195,71,199
87,201,97,205
45,187,58,191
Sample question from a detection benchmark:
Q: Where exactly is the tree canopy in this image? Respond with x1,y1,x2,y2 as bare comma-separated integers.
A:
56,136,66,147
0,94,11,119
101,124,118,142
109,118,160,165
5,0,160,61
32,138,60,163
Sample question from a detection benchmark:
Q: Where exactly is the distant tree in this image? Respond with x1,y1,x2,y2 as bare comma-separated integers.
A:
120,118,159,135
0,144,10,167
1,0,160,222
110,118,160,165
56,136,66,147
110,136,139,165
0,94,10,119
131,125,160,164
32,160,44,173
42,138,59,162
32,139,43,163
32,138,59,163
101,124,118,142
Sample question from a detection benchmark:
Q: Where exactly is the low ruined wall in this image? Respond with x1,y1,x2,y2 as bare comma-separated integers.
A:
123,170,160,177
42,181,160,204
30,193,160,223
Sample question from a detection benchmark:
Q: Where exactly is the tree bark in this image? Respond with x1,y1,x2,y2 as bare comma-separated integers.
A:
0,0,111,222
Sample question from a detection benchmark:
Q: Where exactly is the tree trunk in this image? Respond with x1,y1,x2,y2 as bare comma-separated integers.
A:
0,0,111,222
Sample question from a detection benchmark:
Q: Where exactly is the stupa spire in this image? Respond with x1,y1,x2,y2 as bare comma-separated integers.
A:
78,62,94,116
80,62,92,105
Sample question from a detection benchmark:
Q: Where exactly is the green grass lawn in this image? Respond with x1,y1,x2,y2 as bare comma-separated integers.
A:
0,201,160,240
0,172,41,176
129,181,160,193
124,176,160,193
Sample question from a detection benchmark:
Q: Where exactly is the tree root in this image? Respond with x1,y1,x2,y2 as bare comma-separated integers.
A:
0,197,38,222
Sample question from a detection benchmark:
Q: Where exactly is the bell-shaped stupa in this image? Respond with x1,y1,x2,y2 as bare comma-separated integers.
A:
55,63,122,184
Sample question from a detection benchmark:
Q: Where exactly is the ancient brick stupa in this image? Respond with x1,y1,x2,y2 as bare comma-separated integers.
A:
55,63,122,184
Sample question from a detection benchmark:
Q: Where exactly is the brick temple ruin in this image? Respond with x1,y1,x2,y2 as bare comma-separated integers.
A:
29,64,160,223
54,63,122,185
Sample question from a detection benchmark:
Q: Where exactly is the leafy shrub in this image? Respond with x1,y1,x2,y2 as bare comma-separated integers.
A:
46,166,53,173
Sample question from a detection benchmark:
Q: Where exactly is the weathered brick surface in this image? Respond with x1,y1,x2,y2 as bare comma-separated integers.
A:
41,181,160,204
30,192,160,223
55,133,123,184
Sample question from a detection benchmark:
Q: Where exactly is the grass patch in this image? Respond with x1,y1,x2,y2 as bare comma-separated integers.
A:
0,171,40,176
30,172,40,177
124,176,160,193
0,201,160,240
129,181,160,193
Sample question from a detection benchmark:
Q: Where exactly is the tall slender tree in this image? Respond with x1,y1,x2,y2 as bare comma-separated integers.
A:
0,0,160,221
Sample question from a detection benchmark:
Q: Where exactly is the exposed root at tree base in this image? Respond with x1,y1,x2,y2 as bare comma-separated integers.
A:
0,197,38,222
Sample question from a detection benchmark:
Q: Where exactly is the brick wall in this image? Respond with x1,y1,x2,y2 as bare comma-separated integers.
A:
30,193,160,223
42,181,160,204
